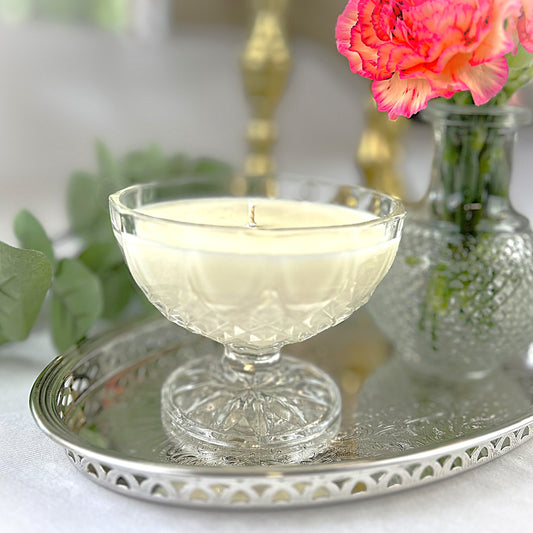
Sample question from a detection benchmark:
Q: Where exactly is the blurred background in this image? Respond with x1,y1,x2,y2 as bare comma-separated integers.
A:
0,0,531,243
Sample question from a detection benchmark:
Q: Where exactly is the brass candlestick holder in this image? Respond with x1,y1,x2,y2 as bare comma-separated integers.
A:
240,0,291,194
356,97,408,198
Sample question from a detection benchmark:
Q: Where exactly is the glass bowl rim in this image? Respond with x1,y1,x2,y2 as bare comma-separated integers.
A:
109,174,406,234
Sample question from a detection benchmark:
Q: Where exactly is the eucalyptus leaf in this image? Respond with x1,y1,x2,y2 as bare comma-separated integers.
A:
80,242,133,319
0,241,53,343
99,264,135,320
67,171,100,236
192,157,233,179
51,258,103,352
96,139,123,192
79,241,123,273
122,144,168,184
166,154,193,176
86,217,116,245
2,143,233,351
14,209,55,265
64,143,233,329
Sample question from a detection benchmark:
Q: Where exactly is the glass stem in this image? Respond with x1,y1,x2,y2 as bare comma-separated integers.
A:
222,346,281,377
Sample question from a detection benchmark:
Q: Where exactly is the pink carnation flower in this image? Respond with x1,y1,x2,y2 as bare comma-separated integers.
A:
336,0,524,119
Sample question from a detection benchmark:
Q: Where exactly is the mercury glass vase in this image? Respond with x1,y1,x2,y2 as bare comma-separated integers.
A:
369,102,533,379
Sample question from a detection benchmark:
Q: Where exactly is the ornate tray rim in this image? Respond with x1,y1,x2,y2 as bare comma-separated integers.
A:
30,318,533,507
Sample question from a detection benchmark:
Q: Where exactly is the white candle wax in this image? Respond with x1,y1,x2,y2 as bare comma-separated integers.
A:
118,198,400,350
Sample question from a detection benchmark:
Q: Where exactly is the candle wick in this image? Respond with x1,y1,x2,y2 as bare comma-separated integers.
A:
247,203,257,228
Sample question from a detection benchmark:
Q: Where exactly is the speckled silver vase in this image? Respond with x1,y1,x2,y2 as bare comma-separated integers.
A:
369,102,533,379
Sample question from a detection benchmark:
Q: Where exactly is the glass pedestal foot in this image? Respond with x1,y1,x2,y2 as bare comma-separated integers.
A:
161,353,341,464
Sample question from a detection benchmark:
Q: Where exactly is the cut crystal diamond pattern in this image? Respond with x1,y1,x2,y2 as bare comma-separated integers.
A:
161,355,341,460
369,220,533,376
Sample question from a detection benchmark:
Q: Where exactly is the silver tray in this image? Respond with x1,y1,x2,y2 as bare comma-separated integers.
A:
30,312,533,508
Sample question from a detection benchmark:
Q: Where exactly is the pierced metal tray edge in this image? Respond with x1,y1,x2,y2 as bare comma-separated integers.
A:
29,320,533,508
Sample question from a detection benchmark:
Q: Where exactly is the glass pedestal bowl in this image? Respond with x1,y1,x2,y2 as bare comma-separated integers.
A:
109,175,405,463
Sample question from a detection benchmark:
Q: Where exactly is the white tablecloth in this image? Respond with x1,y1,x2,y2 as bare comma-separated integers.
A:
1,22,533,533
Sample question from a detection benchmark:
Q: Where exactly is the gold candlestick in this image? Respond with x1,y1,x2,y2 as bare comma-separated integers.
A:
356,97,407,198
240,0,291,194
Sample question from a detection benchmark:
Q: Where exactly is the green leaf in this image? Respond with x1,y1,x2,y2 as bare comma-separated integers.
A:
67,171,100,236
0,241,53,342
13,209,55,264
86,218,115,246
96,139,124,194
497,45,533,103
79,242,123,273
506,44,533,70
79,243,133,319
122,145,168,184
99,264,135,319
67,170,115,245
166,153,193,177
51,258,103,352
192,157,233,179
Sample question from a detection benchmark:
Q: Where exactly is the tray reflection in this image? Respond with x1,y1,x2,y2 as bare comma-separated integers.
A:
67,312,533,466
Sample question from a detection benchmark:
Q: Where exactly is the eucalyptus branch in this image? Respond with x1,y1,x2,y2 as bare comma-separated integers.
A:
0,141,232,351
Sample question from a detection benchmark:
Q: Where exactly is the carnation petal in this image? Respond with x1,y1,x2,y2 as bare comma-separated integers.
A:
348,21,383,78
372,75,434,120
519,0,533,53
471,0,522,64
335,0,359,42
336,3,364,74
359,0,389,47
336,0,383,77
455,57,509,105
426,6,490,70
379,42,424,74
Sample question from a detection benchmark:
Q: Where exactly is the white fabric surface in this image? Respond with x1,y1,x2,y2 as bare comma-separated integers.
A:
1,21,533,533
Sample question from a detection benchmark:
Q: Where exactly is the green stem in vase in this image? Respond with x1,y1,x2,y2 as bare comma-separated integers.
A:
419,103,511,348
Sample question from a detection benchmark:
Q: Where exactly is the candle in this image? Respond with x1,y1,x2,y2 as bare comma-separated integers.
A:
117,197,400,351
